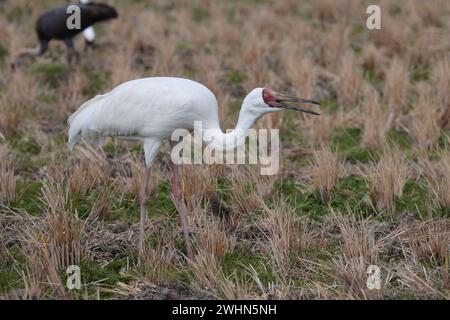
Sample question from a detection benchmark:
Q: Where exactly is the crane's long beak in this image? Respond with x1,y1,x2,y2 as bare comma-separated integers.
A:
275,93,321,115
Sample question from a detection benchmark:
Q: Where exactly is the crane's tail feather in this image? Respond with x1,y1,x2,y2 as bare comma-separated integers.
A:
68,94,105,150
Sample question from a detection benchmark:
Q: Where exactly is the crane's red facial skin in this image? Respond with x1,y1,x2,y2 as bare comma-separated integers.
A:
262,88,321,115
262,88,279,108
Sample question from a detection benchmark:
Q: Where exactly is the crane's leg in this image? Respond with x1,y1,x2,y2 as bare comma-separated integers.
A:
37,40,49,56
11,40,48,70
138,139,163,260
84,39,96,52
171,163,193,260
139,166,151,256
63,38,80,64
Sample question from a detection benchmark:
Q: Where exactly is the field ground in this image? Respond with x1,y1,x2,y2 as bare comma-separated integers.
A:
0,0,449,299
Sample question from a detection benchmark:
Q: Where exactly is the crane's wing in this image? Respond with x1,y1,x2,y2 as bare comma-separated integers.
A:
67,77,217,149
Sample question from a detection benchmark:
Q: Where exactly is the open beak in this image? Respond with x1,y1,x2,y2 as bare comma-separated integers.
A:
274,93,320,115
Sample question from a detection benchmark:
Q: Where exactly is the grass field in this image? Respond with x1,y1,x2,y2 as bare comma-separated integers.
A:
0,0,449,299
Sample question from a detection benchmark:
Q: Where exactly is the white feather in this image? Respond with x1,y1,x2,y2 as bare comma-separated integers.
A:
83,27,96,42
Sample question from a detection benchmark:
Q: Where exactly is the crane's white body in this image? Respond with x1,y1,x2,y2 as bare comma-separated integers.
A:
67,76,318,259
68,77,266,165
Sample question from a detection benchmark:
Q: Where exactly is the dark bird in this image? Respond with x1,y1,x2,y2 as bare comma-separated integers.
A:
11,2,118,68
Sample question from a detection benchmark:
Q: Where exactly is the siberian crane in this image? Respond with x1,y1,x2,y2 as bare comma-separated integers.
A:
68,77,320,260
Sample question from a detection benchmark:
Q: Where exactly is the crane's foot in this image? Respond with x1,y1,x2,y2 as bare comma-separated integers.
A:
67,50,80,65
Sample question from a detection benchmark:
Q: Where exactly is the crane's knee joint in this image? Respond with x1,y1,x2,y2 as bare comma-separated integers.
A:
139,192,148,206
172,189,182,202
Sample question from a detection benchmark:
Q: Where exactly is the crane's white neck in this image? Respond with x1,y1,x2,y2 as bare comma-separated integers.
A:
203,100,264,152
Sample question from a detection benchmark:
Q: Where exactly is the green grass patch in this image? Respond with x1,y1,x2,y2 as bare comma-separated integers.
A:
82,67,111,97
71,190,100,219
10,136,41,155
275,175,373,219
110,180,176,223
0,44,8,62
318,98,339,114
331,127,378,163
152,181,177,215
224,70,246,84
438,130,450,149
75,258,132,299
222,251,273,283
12,179,43,215
32,63,68,87
389,4,402,16
387,129,413,150
396,181,429,218
363,68,384,88
280,114,306,146
192,6,210,23
102,142,128,157
0,246,26,294
411,66,430,82
37,91,58,104
216,176,233,204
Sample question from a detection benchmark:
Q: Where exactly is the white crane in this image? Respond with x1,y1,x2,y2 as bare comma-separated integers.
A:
67,77,320,260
